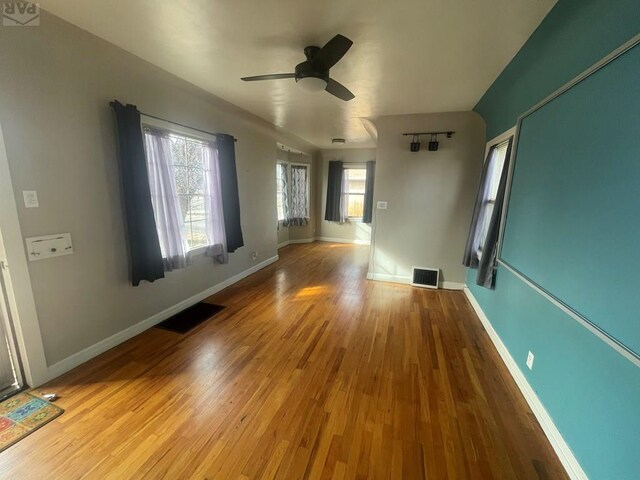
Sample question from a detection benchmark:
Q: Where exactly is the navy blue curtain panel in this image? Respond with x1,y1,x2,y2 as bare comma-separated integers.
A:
362,160,376,224
324,160,344,221
110,101,165,286
217,134,244,253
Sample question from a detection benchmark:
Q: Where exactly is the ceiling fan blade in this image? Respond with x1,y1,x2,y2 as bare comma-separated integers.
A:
311,34,353,71
325,78,355,101
241,73,296,81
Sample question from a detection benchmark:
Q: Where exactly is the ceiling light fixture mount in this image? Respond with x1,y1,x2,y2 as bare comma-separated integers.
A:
402,131,455,152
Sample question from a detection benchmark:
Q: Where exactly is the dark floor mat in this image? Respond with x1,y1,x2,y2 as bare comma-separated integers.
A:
155,302,225,334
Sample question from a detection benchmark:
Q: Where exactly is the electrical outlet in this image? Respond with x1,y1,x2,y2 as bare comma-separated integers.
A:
251,251,258,261
526,351,535,370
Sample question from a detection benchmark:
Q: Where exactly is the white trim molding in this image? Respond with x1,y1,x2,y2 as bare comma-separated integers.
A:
366,272,411,284
316,236,370,245
366,272,464,290
45,255,279,383
463,287,588,480
277,238,315,249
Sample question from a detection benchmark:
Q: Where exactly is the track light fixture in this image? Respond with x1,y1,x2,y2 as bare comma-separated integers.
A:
428,134,439,152
402,131,455,153
410,135,420,152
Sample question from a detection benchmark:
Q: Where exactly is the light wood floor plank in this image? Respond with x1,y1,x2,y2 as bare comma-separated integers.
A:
0,243,568,479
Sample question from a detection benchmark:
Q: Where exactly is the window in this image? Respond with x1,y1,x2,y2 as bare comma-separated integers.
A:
474,137,513,261
275,162,309,226
169,134,208,250
289,164,309,222
142,119,228,268
343,167,366,219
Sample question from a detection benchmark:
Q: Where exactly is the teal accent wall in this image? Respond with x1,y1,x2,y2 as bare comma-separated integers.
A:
469,1,640,479
475,0,640,141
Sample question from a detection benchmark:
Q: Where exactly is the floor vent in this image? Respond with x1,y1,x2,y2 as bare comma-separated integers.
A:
411,267,439,289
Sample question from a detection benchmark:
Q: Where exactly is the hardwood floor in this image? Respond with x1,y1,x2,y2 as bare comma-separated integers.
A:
0,242,567,479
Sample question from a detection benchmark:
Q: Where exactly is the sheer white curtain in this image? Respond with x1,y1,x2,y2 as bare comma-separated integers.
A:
202,142,229,264
143,128,191,270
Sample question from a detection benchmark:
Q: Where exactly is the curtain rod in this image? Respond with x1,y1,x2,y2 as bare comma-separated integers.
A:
140,112,237,142
109,102,237,142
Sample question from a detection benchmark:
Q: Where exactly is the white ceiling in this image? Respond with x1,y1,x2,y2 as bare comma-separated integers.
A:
40,0,556,148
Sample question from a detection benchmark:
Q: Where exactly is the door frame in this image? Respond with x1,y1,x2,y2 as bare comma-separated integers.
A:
0,122,48,387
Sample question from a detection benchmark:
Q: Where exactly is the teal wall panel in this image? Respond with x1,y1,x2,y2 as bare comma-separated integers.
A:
501,42,640,355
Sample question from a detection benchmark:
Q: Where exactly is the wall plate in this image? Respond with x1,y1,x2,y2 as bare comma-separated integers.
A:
25,233,73,261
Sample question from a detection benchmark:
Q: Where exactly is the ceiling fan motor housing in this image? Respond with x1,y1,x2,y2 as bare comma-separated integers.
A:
295,46,329,83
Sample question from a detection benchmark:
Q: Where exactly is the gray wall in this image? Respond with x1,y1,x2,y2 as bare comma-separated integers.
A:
317,148,377,243
0,12,316,365
370,112,485,285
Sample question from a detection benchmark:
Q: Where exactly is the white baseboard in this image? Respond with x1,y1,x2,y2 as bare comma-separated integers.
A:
441,281,465,290
278,238,315,249
366,272,411,284
316,236,370,245
366,272,465,291
44,255,280,384
463,287,587,480
290,238,315,244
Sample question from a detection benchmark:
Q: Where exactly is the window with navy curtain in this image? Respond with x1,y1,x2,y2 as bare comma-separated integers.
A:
463,137,513,288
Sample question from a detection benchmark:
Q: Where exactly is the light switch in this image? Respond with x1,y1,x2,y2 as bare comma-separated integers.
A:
22,191,39,208
25,233,73,261
376,201,388,210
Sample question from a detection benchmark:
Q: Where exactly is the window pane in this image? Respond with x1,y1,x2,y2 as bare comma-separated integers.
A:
186,140,203,169
170,136,187,166
276,163,287,221
178,195,190,221
347,193,364,218
174,166,189,195
165,132,215,252
346,168,366,194
344,167,366,218
475,137,512,260
188,167,205,195
290,165,308,219
189,195,206,223
189,220,208,249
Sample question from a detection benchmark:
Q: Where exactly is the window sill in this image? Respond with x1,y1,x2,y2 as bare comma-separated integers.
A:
189,246,208,256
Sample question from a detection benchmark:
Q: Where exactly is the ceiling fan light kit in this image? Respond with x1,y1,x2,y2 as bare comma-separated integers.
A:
241,34,355,101
297,76,328,92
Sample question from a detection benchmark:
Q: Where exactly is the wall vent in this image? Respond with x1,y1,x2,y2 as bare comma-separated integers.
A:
411,267,439,289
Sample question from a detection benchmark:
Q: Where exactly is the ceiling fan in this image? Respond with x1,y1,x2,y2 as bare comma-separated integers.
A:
241,34,355,101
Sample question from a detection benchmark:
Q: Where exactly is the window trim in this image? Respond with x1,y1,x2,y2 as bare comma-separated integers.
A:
141,115,216,254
